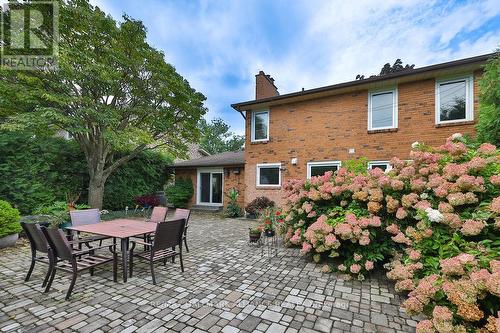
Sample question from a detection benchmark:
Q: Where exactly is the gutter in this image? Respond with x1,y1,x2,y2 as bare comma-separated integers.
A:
231,52,495,111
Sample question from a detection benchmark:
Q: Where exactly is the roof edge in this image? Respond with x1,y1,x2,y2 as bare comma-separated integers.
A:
232,52,496,110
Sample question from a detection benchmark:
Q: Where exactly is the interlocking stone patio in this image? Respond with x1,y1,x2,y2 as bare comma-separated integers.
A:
0,212,418,332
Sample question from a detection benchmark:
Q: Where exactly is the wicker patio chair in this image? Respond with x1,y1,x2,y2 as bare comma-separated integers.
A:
128,218,185,285
42,227,117,300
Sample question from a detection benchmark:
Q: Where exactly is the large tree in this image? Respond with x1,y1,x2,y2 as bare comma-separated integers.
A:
198,118,244,154
0,0,207,208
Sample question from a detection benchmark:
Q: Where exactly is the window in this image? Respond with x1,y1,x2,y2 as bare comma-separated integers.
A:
436,75,473,124
368,161,392,172
256,163,281,186
368,89,398,130
307,161,341,179
251,110,269,142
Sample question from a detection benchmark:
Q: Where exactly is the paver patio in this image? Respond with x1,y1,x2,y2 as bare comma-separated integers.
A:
0,212,418,332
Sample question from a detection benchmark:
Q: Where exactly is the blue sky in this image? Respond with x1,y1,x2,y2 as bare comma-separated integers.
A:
91,0,499,135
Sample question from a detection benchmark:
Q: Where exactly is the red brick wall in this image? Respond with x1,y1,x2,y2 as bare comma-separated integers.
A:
174,166,245,209
244,71,481,207
256,71,279,99
223,166,245,209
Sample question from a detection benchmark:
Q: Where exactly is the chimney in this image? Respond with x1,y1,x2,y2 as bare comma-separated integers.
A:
255,71,279,100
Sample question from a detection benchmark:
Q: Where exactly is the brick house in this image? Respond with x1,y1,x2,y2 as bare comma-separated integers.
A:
175,53,493,209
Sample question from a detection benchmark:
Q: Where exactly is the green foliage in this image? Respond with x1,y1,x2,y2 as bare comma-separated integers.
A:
104,151,172,210
34,201,90,226
343,157,368,174
477,51,500,145
0,0,207,208
0,131,172,214
0,200,21,238
198,118,244,154
245,197,275,216
224,188,243,218
166,178,193,208
0,131,87,214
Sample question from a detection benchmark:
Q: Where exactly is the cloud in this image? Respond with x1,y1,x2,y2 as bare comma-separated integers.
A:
89,0,499,135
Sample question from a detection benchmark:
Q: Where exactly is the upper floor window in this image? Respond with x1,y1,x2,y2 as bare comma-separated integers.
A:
256,163,281,186
251,110,269,142
435,75,473,124
368,89,398,130
307,161,341,179
368,161,392,172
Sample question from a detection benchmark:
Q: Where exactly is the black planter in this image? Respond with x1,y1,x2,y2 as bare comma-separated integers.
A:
264,229,275,237
249,232,261,243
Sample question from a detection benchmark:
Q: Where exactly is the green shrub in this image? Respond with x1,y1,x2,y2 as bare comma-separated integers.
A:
0,131,172,214
343,157,368,174
166,178,193,208
0,200,21,238
104,151,172,210
477,51,500,145
33,201,90,226
224,188,243,217
245,196,275,216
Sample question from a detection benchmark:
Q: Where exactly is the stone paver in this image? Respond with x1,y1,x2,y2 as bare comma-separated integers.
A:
0,212,417,332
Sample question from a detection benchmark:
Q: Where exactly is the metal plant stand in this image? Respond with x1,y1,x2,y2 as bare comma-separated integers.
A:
261,233,278,258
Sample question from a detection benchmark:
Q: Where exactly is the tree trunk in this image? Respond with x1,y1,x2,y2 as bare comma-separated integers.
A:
88,173,106,210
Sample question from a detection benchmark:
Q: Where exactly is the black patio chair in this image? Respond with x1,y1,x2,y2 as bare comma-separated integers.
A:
129,218,185,285
21,222,56,288
42,227,117,300
21,222,95,287
171,209,192,252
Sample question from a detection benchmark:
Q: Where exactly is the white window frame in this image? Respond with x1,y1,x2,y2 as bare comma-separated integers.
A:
307,161,341,179
368,88,398,130
251,110,270,142
256,163,281,187
435,74,474,125
368,161,392,172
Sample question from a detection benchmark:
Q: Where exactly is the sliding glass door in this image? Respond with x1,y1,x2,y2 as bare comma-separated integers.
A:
197,169,223,205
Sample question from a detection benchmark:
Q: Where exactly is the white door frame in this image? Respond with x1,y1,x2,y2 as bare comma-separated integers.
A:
196,168,224,206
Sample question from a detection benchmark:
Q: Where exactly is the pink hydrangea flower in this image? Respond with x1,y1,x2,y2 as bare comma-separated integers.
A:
353,253,363,261
396,207,408,220
365,260,374,271
300,242,312,254
490,175,500,186
350,264,361,274
416,320,434,333
478,142,496,154
337,264,346,272
460,219,486,236
386,224,400,235
408,250,421,261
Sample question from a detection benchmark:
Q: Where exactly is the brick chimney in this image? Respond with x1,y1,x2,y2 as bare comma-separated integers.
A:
255,71,279,100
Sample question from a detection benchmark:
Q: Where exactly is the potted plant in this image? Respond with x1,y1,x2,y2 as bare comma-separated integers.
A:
249,227,262,243
225,188,243,218
0,200,22,248
259,207,285,237
245,196,275,219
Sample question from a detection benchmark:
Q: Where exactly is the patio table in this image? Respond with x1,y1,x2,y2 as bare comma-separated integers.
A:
67,219,156,282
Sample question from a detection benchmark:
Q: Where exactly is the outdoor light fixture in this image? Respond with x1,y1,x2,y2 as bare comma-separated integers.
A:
348,148,355,154
291,158,298,165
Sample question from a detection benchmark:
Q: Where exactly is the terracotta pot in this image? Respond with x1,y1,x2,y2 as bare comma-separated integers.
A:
0,233,18,249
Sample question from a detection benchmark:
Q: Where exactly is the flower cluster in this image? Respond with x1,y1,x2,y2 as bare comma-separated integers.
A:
281,134,499,331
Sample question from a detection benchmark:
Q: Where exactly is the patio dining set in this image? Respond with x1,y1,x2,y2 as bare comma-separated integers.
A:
20,207,192,300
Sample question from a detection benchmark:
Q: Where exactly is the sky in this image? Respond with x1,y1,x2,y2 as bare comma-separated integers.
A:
90,0,499,135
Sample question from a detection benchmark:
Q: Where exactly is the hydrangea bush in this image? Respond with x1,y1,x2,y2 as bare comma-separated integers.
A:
281,134,499,332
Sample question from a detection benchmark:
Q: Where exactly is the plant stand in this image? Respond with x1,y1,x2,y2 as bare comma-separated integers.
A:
260,233,278,259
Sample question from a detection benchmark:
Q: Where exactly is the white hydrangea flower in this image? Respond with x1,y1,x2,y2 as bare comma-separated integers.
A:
451,133,463,141
425,207,443,223
411,141,419,149
420,193,429,200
